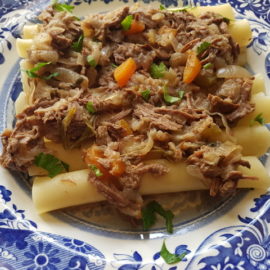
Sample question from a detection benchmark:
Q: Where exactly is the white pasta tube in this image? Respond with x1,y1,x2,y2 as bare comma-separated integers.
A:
23,24,40,39
238,93,270,125
32,157,269,214
190,3,235,20
228,20,252,47
252,74,265,95
16,38,33,58
232,125,270,156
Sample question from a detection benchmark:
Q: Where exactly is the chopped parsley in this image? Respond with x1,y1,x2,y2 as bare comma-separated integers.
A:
160,240,187,264
34,153,69,178
52,1,74,13
42,72,59,80
178,90,185,101
86,101,95,114
251,113,265,126
87,55,97,67
25,62,58,80
223,17,231,24
142,201,174,233
163,87,183,104
150,62,167,79
88,164,103,177
203,63,213,69
141,89,151,101
121,15,133,31
197,41,211,55
25,62,51,78
160,4,166,10
71,34,84,52
160,4,193,12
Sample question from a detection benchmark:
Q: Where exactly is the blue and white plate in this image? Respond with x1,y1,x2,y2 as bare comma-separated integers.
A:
0,0,270,269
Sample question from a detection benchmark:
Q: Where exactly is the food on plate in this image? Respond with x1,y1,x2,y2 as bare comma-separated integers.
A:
1,2,270,223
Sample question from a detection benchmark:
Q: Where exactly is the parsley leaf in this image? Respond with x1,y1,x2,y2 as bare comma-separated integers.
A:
223,17,231,24
86,101,95,114
34,153,69,178
25,62,51,78
52,1,74,13
89,164,103,177
142,201,174,233
160,4,193,12
150,62,167,79
251,113,265,126
197,41,211,55
121,15,133,31
42,72,59,80
141,89,151,101
163,87,183,104
160,4,166,10
178,90,185,101
203,63,213,69
161,240,187,264
87,55,97,67
71,34,84,52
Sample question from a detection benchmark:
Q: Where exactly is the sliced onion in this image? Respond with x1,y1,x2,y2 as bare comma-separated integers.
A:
216,65,252,78
53,67,88,88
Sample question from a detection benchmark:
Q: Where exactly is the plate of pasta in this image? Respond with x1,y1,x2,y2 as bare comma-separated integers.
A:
1,0,270,269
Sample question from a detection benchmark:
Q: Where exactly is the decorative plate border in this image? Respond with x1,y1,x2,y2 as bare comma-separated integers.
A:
0,0,270,269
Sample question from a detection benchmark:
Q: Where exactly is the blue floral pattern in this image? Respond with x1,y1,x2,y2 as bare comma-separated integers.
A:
1,0,270,269
0,184,106,269
185,193,270,270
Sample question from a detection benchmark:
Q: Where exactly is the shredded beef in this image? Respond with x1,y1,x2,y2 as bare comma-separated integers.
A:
134,103,182,131
0,4,258,218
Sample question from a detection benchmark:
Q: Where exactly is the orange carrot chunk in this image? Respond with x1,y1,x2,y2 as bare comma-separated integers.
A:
117,119,133,136
124,20,145,35
110,159,126,177
183,50,202,84
114,57,137,87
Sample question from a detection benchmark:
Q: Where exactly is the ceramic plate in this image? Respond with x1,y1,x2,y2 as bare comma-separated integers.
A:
1,0,270,269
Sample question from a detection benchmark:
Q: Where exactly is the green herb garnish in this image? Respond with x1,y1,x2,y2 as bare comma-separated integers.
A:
150,62,167,79
121,15,133,31
86,101,95,114
42,72,59,80
197,41,211,55
142,201,174,233
203,63,213,69
25,62,51,78
251,113,265,126
160,4,192,12
34,153,69,178
223,17,231,24
160,240,187,264
87,55,97,67
89,164,103,177
163,87,182,104
178,90,185,101
111,63,118,68
141,89,151,101
71,34,84,52
160,4,166,10
52,1,74,13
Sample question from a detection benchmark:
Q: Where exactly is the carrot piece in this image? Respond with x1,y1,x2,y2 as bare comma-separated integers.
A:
110,159,126,177
84,145,110,180
183,50,202,84
117,119,133,136
114,57,137,87
124,20,145,35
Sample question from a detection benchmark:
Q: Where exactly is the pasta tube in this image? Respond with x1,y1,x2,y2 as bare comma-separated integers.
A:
33,157,269,214
233,125,270,156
